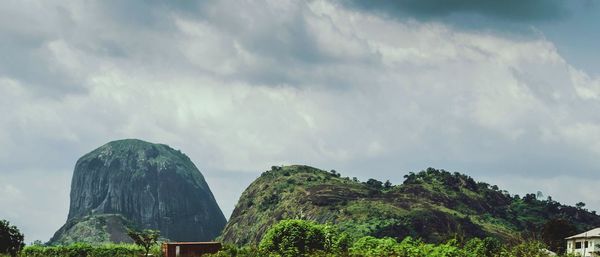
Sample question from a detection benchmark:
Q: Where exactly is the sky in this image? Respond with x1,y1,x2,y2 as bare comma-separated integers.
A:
1,0,600,243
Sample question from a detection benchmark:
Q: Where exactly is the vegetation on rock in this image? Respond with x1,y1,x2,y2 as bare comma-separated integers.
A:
49,214,134,246
221,165,600,254
50,139,226,244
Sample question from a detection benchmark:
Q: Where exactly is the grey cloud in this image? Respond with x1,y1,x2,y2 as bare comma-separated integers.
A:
0,0,195,97
168,0,382,88
0,4,82,96
1,0,379,93
340,0,568,22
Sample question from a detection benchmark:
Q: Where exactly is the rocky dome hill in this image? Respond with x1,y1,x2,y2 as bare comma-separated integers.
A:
49,139,226,245
220,165,600,245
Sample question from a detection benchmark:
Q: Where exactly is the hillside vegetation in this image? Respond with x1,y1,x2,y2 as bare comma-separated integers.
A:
2,219,581,257
212,219,570,257
221,165,600,248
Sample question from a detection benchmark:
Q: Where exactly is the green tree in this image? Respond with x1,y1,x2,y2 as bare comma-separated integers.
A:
350,236,401,256
127,229,160,257
365,179,383,190
0,220,25,257
258,219,346,256
383,180,392,189
541,219,576,254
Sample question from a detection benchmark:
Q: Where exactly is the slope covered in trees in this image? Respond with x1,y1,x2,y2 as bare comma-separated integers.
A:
221,165,600,253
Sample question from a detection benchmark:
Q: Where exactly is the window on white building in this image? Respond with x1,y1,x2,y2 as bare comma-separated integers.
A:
576,242,582,249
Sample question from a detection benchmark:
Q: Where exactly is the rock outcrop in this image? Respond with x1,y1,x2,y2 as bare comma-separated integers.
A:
49,139,226,244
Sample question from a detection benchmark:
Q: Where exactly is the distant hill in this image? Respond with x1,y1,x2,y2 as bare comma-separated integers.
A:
49,139,226,245
220,165,600,245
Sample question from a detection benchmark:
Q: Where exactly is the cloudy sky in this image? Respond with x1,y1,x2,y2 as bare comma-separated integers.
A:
1,0,600,243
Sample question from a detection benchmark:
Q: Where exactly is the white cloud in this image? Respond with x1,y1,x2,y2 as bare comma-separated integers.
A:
1,0,600,243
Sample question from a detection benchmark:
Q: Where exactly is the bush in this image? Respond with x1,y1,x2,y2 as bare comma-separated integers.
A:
20,243,146,257
349,236,401,256
506,241,550,257
463,237,504,257
205,244,263,257
213,233,562,257
350,236,472,257
258,219,348,256
0,220,25,257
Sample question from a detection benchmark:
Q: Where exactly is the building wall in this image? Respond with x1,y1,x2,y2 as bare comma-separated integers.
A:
566,238,600,257
162,243,222,257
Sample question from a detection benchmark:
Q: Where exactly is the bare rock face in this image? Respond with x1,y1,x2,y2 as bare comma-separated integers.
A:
49,139,226,244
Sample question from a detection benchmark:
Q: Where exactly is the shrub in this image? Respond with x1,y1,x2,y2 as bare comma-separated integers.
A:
205,244,263,257
20,243,145,257
349,236,400,256
258,219,348,256
463,237,504,257
350,236,469,257
0,220,25,257
506,241,550,257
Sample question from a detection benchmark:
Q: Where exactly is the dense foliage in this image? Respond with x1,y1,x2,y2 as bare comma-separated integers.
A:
1,237,574,257
0,219,583,257
221,165,600,247
541,219,576,253
17,243,162,257
0,220,24,257
211,219,578,256
258,219,349,256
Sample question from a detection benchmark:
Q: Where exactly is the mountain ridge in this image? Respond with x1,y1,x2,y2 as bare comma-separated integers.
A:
220,165,600,245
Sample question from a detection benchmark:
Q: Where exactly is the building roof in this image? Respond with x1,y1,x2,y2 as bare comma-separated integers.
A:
565,228,600,239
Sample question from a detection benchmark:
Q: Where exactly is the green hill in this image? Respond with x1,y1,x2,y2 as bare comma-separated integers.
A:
220,165,600,246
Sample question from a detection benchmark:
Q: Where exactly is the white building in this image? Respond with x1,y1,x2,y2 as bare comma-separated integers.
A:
566,228,600,257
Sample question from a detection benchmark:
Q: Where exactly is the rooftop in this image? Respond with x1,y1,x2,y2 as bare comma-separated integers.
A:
566,228,600,239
